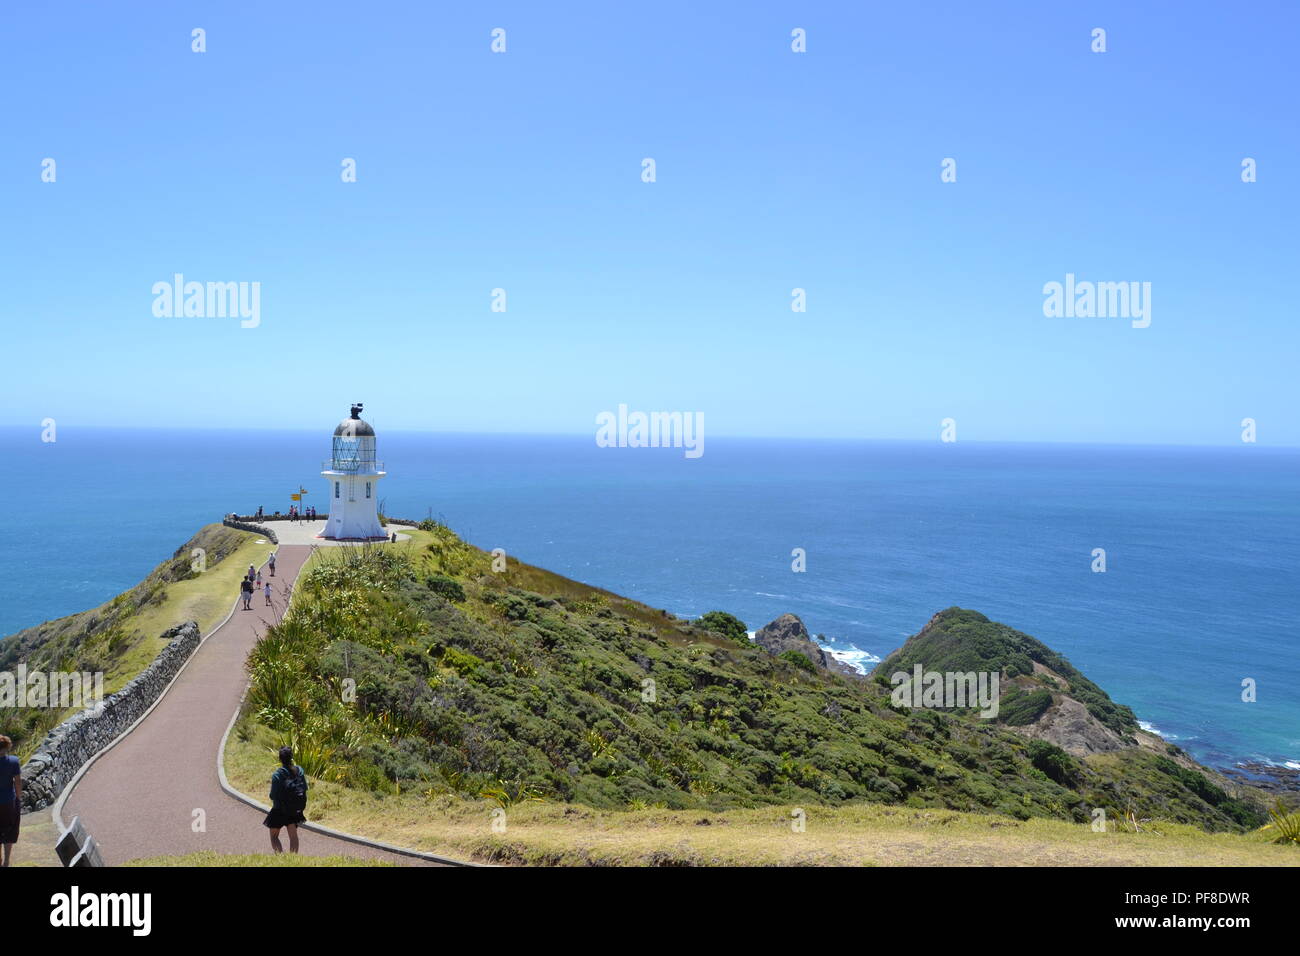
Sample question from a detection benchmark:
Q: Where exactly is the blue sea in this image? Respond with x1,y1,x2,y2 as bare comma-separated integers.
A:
4,427,1297,773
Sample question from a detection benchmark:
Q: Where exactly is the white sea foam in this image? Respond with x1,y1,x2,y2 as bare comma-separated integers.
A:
825,644,880,676
743,625,878,676
1138,719,1178,740
1247,755,1300,770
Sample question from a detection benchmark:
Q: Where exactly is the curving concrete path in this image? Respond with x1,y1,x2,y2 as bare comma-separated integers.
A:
61,544,440,866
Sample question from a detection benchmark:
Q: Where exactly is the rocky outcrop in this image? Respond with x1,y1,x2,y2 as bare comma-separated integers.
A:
1222,762,1300,796
1016,695,1127,756
19,621,202,811
754,614,860,678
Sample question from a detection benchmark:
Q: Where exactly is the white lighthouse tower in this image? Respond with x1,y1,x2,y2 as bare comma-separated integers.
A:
321,403,387,540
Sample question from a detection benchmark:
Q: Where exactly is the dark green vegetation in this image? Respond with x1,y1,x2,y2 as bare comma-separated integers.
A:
238,530,1268,832
1025,740,1079,787
696,611,748,646
425,574,466,604
778,649,816,673
999,687,1053,726
875,608,1139,739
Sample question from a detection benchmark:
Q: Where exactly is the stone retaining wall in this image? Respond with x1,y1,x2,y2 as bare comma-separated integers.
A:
222,518,279,543
19,621,202,811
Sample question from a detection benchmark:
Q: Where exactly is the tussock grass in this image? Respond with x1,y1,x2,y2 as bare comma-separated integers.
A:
1265,801,1300,845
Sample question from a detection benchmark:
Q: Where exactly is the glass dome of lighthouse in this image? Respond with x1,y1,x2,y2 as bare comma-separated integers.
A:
327,403,382,474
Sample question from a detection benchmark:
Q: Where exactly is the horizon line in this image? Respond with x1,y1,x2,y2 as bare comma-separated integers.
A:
2,422,1295,451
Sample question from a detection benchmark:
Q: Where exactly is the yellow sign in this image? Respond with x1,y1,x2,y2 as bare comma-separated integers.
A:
290,494,302,501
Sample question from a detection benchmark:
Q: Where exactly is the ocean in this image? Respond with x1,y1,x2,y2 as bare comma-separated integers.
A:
4,426,1297,773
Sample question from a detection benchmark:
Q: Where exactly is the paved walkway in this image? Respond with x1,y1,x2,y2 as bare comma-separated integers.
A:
62,544,436,866
260,519,410,547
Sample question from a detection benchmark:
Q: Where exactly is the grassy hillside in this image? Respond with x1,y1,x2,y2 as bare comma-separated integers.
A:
0,523,270,758
228,524,1277,845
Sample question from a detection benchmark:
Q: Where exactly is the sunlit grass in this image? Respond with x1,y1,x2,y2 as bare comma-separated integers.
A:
106,530,276,691
224,730,1299,867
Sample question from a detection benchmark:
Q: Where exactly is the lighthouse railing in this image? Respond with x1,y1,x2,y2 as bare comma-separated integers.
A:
322,459,384,474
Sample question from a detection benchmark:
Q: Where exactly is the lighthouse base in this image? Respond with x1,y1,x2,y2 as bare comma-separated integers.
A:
322,513,386,540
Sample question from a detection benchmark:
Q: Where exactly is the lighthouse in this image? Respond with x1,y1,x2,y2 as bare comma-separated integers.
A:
321,403,387,540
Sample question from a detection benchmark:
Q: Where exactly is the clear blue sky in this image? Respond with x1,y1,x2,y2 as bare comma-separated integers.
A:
3,1,1296,444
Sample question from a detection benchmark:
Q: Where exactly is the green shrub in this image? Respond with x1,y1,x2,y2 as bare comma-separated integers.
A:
697,611,749,645
778,650,815,673
999,688,1052,725
425,574,466,603
1025,739,1078,786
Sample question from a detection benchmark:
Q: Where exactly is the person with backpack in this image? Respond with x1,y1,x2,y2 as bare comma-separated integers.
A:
268,552,277,577
240,577,254,610
0,735,21,867
265,746,307,853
